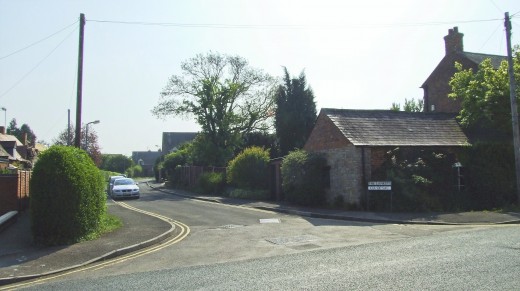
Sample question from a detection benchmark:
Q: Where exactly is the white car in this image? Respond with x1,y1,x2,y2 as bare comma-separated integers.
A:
111,178,140,199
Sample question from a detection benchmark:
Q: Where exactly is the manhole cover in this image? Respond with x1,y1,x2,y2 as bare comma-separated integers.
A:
266,235,320,245
260,218,280,224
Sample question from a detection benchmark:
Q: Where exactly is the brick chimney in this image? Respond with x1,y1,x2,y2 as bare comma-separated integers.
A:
444,26,464,55
0,126,5,134
22,133,28,145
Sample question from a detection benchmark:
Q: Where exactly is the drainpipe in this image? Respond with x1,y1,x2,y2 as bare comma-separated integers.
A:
361,147,368,210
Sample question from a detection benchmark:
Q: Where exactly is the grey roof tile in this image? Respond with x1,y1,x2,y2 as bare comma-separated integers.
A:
322,109,468,147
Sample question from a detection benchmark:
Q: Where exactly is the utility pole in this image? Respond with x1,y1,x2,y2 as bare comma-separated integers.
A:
505,12,520,205
75,13,85,148
67,109,71,145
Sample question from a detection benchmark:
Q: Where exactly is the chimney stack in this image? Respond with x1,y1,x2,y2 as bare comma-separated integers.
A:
0,126,5,134
22,133,28,145
444,26,464,55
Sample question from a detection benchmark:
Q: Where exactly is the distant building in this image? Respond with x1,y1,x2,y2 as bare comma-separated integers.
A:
162,132,198,154
0,126,37,168
131,150,162,177
422,27,506,113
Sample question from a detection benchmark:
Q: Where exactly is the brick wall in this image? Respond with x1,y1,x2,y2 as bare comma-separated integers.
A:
423,53,477,113
0,170,31,216
304,112,350,151
311,146,365,205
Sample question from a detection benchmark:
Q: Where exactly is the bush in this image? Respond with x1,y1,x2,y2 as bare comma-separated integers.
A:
162,148,190,183
197,172,225,195
459,142,517,209
373,147,460,212
227,146,270,190
125,164,143,178
30,146,106,245
281,150,327,206
228,188,269,200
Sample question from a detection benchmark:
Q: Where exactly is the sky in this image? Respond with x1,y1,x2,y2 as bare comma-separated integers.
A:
1,0,520,156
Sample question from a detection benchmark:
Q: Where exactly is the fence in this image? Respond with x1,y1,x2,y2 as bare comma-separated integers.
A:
0,170,31,216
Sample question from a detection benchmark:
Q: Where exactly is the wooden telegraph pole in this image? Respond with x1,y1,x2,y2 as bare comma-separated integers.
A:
505,12,520,205
75,13,85,148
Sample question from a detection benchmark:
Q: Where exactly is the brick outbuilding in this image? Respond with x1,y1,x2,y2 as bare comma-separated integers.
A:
304,108,468,206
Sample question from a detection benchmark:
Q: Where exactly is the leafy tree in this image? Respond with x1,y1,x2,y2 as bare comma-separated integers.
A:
389,98,423,112
449,55,517,135
153,52,277,166
101,154,133,173
7,118,37,146
53,125,102,167
242,131,280,158
275,68,317,156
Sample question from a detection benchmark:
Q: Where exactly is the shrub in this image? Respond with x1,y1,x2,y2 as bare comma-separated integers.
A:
163,148,189,183
281,150,328,206
459,142,517,209
373,147,459,212
30,145,106,245
125,164,143,178
227,146,270,190
197,172,225,195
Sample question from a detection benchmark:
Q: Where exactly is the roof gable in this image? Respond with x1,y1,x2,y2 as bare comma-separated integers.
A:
322,109,468,147
162,132,198,153
422,51,506,87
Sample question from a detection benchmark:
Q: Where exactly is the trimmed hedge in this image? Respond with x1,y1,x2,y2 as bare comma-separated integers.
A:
227,146,270,190
30,146,106,245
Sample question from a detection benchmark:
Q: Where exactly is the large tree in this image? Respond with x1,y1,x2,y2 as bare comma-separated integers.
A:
390,98,424,112
53,125,102,166
153,52,277,166
7,118,37,146
275,68,317,156
449,47,520,136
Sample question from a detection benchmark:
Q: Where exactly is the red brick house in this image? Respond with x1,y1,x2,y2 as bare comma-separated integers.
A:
422,27,506,113
304,109,468,206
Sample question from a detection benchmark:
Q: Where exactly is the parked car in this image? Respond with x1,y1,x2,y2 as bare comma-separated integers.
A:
107,175,125,195
110,178,140,199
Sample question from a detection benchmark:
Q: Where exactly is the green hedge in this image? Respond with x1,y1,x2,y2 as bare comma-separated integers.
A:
281,150,327,206
197,172,226,195
30,146,106,245
227,146,270,190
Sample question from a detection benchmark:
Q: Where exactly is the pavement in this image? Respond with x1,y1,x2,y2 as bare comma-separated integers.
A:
1,181,520,286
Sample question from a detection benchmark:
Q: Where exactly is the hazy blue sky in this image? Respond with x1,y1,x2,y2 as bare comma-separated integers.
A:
1,0,520,155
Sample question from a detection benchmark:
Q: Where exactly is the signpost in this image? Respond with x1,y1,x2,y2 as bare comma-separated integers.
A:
367,181,393,211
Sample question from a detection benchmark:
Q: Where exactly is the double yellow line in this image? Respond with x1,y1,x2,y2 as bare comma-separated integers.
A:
2,202,190,290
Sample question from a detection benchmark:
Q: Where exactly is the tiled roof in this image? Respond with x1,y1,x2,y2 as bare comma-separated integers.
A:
322,109,468,146
132,151,162,166
460,52,506,69
0,134,23,146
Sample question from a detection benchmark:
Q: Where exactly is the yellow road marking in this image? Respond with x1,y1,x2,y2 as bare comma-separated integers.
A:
1,202,190,290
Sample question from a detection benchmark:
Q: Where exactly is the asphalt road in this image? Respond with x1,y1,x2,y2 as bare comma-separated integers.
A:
16,184,520,290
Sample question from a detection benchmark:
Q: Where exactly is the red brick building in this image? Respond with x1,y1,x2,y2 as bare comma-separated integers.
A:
422,27,506,113
304,109,468,206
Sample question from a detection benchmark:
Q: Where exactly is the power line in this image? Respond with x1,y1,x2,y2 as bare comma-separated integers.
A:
88,17,503,30
0,20,78,61
0,26,78,100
